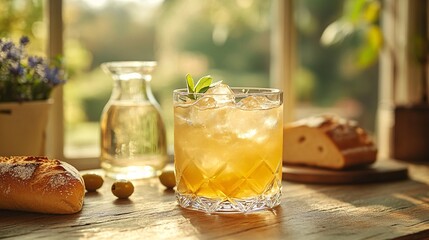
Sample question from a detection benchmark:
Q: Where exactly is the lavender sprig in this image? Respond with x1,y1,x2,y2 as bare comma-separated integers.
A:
0,36,65,102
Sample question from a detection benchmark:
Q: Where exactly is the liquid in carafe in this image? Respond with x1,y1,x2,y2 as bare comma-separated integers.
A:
100,61,167,179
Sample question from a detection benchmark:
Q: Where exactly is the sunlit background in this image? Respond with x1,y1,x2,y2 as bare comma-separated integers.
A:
1,0,379,159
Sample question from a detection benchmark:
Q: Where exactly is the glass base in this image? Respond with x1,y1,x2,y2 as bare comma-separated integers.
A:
176,190,281,214
101,163,159,180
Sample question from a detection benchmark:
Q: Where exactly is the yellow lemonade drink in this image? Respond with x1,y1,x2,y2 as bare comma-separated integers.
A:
173,84,283,213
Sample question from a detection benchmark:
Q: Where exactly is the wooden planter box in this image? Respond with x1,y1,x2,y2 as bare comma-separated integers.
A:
0,101,52,156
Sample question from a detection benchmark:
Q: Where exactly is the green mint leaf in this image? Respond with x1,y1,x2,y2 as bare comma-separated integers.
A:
194,75,212,93
185,74,218,100
198,86,211,94
186,74,195,93
187,93,196,100
198,80,222,94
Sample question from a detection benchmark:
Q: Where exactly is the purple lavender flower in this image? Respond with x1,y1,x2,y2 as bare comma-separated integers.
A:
20,36,30,46
9,64,25,76
1,41,13,52
0,36,65,102
6,48,21,61
28,56,44,68
44,66,63,86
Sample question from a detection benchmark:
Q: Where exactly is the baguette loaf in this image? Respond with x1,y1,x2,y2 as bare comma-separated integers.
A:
0,156,85,214
283,115,377,169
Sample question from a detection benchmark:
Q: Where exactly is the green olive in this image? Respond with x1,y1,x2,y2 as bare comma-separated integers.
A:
82,173,104,192
111,180,134,199
159,170,176,189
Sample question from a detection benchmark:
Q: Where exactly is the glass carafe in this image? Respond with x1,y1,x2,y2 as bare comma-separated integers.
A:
100,61,167,179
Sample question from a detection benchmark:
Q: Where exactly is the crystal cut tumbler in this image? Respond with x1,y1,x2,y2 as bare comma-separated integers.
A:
173,85,283,213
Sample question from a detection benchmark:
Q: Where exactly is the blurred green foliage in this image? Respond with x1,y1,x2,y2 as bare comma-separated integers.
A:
321,0,382,68
0,0,45,53
295,0,379,131
0,0,43,37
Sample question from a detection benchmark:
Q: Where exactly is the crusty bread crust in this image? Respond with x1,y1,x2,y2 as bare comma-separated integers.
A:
283,115,377,169
0,156,84,214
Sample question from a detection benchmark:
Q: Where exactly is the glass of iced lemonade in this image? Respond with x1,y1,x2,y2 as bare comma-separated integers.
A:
173,75,283,213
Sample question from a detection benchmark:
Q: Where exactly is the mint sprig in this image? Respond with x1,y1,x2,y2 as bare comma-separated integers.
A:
186,74,214,99
186,74,195,94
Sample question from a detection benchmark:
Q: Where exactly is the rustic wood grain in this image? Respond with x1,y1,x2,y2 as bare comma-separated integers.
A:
1,170,428,240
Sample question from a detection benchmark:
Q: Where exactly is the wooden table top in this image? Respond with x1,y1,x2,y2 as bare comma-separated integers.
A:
1,166,429,240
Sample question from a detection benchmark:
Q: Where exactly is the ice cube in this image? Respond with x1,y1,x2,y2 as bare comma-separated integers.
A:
183,84,233,126
236,96,277,110
193,97,217,109
189,97,231,127
187,83,235,129
229,95,282,143
204,83,235,106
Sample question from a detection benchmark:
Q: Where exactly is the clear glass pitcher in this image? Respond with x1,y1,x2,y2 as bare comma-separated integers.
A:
100,61,167,179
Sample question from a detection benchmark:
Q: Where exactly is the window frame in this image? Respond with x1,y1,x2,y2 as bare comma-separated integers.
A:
45,0,99,169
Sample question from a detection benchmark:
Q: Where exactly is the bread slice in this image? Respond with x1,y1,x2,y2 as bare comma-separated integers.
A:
283,115,377,169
